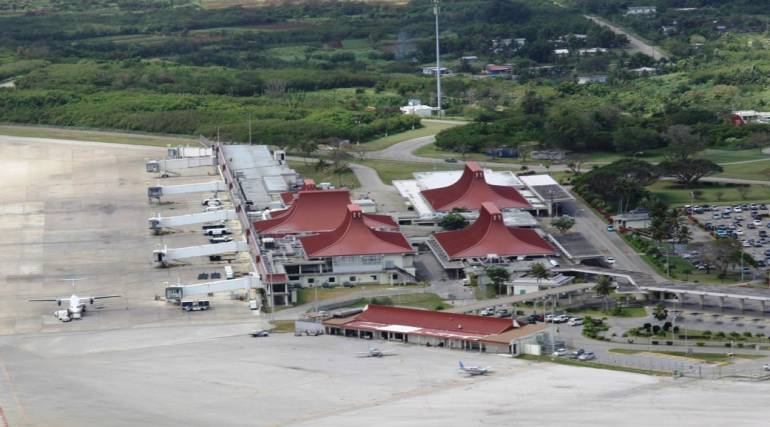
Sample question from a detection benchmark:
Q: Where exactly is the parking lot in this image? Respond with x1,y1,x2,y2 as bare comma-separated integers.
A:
0,137,254,335
687,203,770,276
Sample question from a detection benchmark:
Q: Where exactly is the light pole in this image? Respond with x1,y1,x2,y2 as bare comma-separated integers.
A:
433,0,442,117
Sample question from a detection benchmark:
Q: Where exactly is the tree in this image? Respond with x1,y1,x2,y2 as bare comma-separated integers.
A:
663,125,705,161
438,213,468,230
520,89,545,115
612,126,659,154
702,238,742,277
551,216,575,233
657,158,723,187
485,266,510,295
529,262,549,284
593,275,614,312
291,140,318,164
653,303,668,321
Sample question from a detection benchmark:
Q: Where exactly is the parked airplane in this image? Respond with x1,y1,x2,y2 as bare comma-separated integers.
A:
458,361,492,376
357,346,396,358
28,279,121,322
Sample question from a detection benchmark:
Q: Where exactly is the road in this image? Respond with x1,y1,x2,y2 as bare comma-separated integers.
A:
584,14,668,60
565,196,664,282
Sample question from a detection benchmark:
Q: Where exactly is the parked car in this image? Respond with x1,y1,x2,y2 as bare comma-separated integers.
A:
552,348,570,357
445,158,458,163
605,256,616,265
250,329,270,337
553,314,570,324
568,317,584,326
607,225,615,232
578,352,596,361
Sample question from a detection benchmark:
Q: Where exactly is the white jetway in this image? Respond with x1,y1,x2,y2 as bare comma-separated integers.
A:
148,180,227,202
146,157,217,177
153,240,250,267
148,209,237,232
164,274,262,301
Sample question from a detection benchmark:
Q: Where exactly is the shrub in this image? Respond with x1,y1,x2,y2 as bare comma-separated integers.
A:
724,343,732,347
696,342,705,347
651,340,659,345
703,330,712,337
737,342,744,348
666,341,673,346
743,331,753,338
755,332,765,338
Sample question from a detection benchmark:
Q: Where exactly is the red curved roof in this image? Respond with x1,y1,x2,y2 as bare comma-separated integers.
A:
254,190,396,237
300,205,413,257
354,305,514,335
433,202,555,259
421,161,531,211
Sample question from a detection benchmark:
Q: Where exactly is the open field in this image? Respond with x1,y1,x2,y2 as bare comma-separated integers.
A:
3,328,770,426
719,159,770,181
648,181,770,207
358,121,457,152
609,349,764,364
288,160,360,189
0,125,196,147
295,284,425,305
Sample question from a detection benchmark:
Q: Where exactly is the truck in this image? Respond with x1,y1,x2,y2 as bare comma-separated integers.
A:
203,227,231,236
224,265,235,280
181,300,211,312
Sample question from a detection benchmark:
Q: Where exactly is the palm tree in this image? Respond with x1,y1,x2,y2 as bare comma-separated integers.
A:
529,262,549,284
653,303,668,321
593,275,614,312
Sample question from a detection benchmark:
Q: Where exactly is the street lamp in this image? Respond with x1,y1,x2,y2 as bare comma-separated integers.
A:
433,0,442,117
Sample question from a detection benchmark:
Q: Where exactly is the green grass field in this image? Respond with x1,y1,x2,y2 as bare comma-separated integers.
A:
648,181,770,206
294,284,425,305
343,293,446,310
358,121,458,152
719,159,770,181
288,160,360,189
518,354,669,376
0,125,196,147
609,348,763,363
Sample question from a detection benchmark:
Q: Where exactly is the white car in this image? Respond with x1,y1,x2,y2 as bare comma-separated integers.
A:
202,198,222,206
734,207,743,213
724,207,733,213
552,348,570,357
763,364,770,372
205,205,224,212
578,352,596,361
605,256,616,265
754,219,762,226
568,317,584,326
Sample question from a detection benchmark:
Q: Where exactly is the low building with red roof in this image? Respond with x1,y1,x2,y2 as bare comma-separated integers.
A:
324,304,548,355
259,204,416,288
254,189,396,237
421,161,532,212
428,202,556,274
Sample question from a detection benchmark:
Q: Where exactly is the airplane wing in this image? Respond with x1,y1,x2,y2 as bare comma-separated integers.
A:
28,298,68,302
89,295,122,300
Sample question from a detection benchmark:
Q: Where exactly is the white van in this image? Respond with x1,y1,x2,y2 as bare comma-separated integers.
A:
224,265,234,280
548,258,560,267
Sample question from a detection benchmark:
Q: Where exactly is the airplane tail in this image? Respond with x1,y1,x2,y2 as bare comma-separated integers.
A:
459,361,464,369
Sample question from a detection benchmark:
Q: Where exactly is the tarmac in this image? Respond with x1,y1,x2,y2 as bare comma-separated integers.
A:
3,136,770,426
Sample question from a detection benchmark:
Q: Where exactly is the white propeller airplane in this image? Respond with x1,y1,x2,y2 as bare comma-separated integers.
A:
356,345,397,358
459,361,492,376
28,278,121,322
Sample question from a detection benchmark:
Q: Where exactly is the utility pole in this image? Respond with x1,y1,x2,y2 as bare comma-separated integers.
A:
248,113,253,145
433,0,442,117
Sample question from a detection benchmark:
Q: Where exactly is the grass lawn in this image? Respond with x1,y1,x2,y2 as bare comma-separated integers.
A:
518,354,669,376
357,121,458,152
608,348,764,363
288,160,360,189
358,159,465,184
0,124,195,147
648,181,770,206
566,307,648,318
719,159,770,181
295,284,423,305
414,143,524,165
345,292,447,310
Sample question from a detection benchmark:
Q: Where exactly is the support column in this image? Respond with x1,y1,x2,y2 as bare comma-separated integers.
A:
567,293,572,305
718,296,725,312
761,300,766,313
698,294,705,310
738,298,745,314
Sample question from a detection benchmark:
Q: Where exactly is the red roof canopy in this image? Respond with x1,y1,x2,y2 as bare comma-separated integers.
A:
352,304,514,336
434,202,555,259
254,190,396,237
421,161,531,211
300,205,413,257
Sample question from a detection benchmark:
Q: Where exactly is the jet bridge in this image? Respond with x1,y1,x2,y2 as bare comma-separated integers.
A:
164,273,262,302
146,157,217,178
148,210,238,233
153,240,250,267
148,181,227,202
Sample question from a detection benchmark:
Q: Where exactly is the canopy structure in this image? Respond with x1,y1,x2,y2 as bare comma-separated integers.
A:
254,190,396,237
300,205,413,258
421,161,531,211
433,202,555,259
